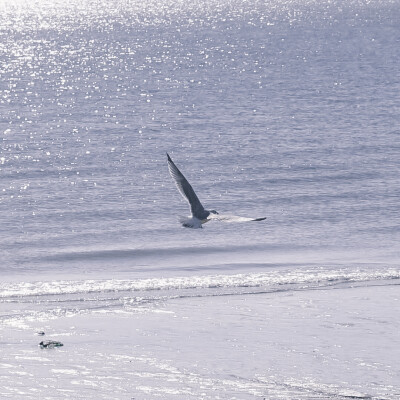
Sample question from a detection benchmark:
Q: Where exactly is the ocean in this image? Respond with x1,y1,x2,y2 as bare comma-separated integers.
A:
1,0,399,398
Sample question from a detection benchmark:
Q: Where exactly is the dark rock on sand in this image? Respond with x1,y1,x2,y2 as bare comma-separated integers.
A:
39,340,64,349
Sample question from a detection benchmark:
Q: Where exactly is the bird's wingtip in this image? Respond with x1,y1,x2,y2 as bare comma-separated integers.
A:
166,153,172,161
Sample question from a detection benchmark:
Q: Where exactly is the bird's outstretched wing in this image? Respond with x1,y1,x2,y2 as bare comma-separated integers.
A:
208,214,266,223
167,153,206,218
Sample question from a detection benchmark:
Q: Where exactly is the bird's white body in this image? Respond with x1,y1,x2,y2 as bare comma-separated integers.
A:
179,216,204,229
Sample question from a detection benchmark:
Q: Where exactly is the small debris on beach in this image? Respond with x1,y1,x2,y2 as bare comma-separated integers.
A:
36,331,45,336
39,340,63,349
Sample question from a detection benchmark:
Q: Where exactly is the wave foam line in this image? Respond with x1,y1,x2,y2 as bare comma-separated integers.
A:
1,266,400,298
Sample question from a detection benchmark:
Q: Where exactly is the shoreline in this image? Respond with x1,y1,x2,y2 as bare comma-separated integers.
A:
1,281,399,399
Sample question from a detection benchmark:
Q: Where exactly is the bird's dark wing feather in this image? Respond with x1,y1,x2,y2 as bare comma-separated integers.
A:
167,154,206,218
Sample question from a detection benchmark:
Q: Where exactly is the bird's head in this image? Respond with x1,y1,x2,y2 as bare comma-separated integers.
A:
209,210,219,215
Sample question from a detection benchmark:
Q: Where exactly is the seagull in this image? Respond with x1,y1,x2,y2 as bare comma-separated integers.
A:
167,153,266,228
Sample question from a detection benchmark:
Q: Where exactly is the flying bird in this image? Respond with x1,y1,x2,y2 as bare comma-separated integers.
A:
167,153,266,228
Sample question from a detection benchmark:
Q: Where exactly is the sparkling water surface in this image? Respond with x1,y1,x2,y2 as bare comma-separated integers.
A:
0,0,400,398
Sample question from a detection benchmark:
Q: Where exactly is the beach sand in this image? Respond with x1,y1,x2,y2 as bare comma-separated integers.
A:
1,279,399,399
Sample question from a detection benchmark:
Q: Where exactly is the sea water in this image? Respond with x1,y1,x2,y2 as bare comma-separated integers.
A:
1,0,399,398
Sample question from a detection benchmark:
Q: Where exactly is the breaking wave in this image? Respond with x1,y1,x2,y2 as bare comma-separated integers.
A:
1,265,399,299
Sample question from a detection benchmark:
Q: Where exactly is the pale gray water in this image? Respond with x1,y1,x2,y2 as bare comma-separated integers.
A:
1,0,399,275
1,0,400,398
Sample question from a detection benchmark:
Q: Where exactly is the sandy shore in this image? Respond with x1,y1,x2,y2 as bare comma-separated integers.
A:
1,280,399,399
